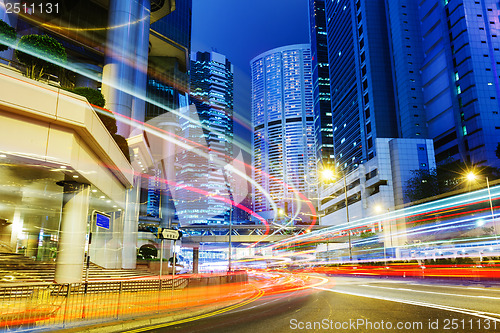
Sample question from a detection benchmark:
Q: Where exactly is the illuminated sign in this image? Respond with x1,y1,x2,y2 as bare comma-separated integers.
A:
95,212,110,230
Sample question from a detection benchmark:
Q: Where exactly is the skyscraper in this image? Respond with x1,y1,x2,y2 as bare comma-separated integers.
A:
386,0,500,168
146,0,193,121
251,44,317,223
174,51,234,225
325,0,398,172
309,0,334,166
320,0,435,224
140,0,193,223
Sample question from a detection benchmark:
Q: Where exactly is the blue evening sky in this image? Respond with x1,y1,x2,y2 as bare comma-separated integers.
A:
191,0,310,149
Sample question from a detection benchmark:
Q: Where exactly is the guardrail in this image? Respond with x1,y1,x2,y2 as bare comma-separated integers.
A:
0,271,247,332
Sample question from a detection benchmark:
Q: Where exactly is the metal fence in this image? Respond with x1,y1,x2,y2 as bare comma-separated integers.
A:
0,272,248,332
0,277,191,332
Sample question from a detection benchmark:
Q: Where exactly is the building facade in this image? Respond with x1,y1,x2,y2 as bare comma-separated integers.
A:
251,44,317,224
320,0,432,225
385,0,500,168
320,138,435,223
309,0,334,166
320,0,500,227
0,0,187,279
325,0,398,172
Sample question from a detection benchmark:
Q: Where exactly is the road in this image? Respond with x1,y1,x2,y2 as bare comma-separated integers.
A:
124,275,500,333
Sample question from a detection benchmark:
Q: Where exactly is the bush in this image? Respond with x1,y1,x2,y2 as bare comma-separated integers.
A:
69,87,130,161
138,244,157,260
0,19,16,52
15,34,66,80
70,87,118,135
113,134,131,162
71,87,105,107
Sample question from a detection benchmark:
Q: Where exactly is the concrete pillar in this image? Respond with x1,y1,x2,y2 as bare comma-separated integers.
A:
159,113,180,228
130,0,151,134
122,176,141,269
10,207,23,251
54,181,90,284
101,0,141,137
193,246,199,274
75,63,102,90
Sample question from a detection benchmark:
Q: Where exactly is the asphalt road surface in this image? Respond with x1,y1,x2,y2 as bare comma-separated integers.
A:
127,276,500,333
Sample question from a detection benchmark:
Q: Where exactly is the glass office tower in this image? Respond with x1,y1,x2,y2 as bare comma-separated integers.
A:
251,44,317,224
309,0,334,166
386,0,500,168
174,51,234,225
325,0,398,172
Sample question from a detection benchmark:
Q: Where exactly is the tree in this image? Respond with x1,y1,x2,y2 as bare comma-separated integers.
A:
15,34,66,80
112,133,131,162
404,169,440,202
0,19,16,52
405,161,500,203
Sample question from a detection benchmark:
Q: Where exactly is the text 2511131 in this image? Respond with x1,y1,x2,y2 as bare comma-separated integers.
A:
6,2,59,15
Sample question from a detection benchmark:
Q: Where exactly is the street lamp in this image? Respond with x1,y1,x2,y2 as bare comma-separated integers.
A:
375,204,392,264
327,168,352,261
320,168,335,183
465,170,497,240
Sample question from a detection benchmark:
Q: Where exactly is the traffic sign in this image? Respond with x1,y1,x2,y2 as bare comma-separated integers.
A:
158,228,182,240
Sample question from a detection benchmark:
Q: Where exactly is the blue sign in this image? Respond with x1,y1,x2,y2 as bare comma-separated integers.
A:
95,212,110,229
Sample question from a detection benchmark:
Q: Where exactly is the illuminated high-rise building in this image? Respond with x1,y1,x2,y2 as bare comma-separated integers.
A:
174,51,234,225
309,0,334,166
251,44,317,224
385,0,500,168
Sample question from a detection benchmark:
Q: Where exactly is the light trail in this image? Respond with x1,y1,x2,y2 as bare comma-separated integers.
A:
314,286,500,323
0,32,319,226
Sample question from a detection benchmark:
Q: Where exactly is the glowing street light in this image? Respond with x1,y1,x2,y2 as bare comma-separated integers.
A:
465,170,497,240
374,204,384,214
320,168,335,182
466,172,477,182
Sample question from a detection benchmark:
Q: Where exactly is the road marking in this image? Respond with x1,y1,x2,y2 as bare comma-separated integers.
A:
410,283,500,291
123,289,265,333
314,286,500,322
359,284,500,300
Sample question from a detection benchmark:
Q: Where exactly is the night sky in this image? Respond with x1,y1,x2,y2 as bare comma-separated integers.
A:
191,0,310,150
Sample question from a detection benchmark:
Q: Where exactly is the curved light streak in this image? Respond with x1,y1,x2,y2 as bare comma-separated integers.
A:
1,33,318,229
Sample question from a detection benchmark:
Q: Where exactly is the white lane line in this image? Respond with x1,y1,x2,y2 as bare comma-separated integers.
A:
314,286,500,322
409,283,500,291
359,284,500,300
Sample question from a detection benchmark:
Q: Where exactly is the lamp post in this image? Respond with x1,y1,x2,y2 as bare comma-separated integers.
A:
465,171,497,241
486,177,496,237
375,205,392,264
319,167,352,261
343,174,352,261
